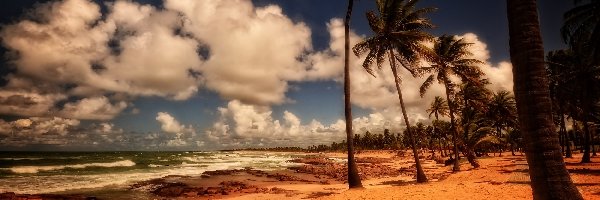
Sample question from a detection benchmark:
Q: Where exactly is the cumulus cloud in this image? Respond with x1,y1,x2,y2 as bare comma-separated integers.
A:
58,96,127,120
155,112,185,134
0,117,80,138
201,100,429,149
204,100,344,148
0,0,322,121
0,117,201,150
458,33,514,92
0,0,203,120
165,0,312,105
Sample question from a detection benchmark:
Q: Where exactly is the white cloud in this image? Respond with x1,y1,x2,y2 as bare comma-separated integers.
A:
204,100,345,148
165,0,312,105
97,1,203,100
0,117,80,137
201,100,429,148
155,112,185,134
458,33,514,92
59,96,127,120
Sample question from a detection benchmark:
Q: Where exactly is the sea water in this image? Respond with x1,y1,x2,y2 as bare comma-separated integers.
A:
0,151,306,195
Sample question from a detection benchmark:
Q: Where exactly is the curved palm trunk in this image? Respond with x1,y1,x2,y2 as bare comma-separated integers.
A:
463,146,480,168
389,52,427,183
444,86,461,171
344,0,362,189
507,0,583,199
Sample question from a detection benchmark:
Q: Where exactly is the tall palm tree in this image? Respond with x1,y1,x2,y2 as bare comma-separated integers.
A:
454,80,494,166
486,90,517,156
419,35,484,171
353,0,435,183
427,96,449,156
343,0,362,189
561,0,600,66
507,0,583,199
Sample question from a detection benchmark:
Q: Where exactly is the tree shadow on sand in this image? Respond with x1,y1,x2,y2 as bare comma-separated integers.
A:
497,168,529,174
378,180,417,186
568,168,600,176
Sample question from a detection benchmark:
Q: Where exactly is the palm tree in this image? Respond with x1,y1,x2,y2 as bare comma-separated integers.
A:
547,49,578,158
561,0,600,66
419,35,484,171
353,0,435,183
460,112,494,168
456,80,492,166
427,96,449,121
427,96,449,156
507,0,583,199
486,90,517,156
343,0,362,189
546,49,600,163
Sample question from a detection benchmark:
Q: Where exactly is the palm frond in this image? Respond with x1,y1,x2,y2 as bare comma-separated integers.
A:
420,74,435,97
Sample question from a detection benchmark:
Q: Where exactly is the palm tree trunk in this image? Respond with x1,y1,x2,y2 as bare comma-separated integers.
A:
582,120,591,163
464,146,480,168
560,110,573,158
434,115,444,157
507,0,583,199
444,85,460,171
389,51,427,183
344,0,362,189
593,127,597,156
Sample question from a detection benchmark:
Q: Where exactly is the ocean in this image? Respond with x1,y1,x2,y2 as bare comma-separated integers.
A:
0,151,307,198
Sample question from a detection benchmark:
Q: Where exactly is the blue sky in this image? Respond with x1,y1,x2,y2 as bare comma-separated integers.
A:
0,0,573,151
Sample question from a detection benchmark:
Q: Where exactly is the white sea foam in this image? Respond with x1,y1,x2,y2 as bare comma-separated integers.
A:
10,160,136,174
0,151,306,194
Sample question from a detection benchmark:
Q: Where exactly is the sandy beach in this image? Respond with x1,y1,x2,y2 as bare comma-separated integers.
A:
5,150,598,200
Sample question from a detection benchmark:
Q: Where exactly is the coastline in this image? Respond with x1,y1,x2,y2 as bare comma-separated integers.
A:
2,150,599,200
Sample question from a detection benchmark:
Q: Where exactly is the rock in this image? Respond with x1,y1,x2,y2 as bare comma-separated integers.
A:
152,182,187,197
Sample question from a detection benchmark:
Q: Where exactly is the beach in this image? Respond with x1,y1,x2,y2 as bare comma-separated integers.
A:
2,150,598,200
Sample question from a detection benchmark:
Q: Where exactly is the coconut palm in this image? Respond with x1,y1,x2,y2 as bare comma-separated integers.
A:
427,96,449,156
353,0,435,183
343,0,362,189
419,34,484,171
486,90,517,156
460,112,494,168
456,80,491,166
507,0,583,198
427,96,449,120
561,0,600,65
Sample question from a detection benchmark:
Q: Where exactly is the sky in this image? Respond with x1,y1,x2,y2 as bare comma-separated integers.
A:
0,0,573,151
